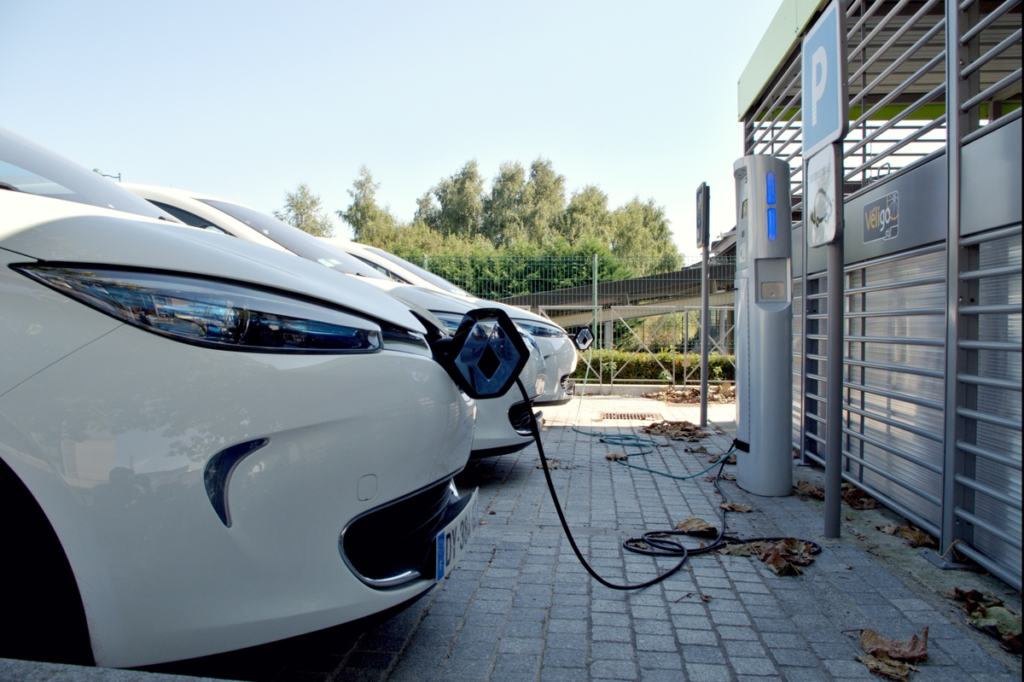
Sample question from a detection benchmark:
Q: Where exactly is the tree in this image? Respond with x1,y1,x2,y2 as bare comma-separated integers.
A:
610,197,682,273
339,166,397,242
417,160,484,238
274,183,334,237
481,162,526,247
562,185,612,244
520,158,566,244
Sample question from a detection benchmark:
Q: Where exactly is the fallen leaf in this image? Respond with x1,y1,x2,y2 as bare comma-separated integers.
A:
842,483,878,509
860,627,928,662
844,516,854,522
690,445,708,454
724,538,816,576
605,452,628,461
675,517,718,537
854,533,867,541
721,472,737,481
947,587,1003,612
643,420,708,441
625,539,649,550
720,502,752,513
876,524,936,548
856,654,919,681
536,458,569,469
1001,632,1022,655
796,480,825,500
968,606,1022,640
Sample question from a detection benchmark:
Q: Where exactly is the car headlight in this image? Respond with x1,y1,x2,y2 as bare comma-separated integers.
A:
15,265,385,354
432,311,464,333
513,320,564,338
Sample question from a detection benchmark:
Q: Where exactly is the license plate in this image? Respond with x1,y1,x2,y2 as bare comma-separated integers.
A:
435,488,479,581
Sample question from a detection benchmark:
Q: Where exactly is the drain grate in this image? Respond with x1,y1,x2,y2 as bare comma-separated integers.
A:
600,412,662,421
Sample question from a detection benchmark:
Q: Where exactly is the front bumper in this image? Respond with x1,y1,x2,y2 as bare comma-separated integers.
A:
532,335,579,405
0,321,475,668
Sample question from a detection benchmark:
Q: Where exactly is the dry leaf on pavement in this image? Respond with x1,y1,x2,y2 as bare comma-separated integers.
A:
842,483,879,509
721,538,816,576
855,654,919,681
675,517,719,537
605,452,628,461
643,420,707,442
948,589,1023,654
720,502,752,513
875,524,936,548
796,480,825,499
860,627,928,662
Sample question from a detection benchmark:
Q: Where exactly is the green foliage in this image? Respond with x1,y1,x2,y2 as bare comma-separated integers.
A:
274,182,334,237
417,160,485,238
611,198,681,273
562,185,612,244
337,166,397,242
337,158,681,262
572,350,735,383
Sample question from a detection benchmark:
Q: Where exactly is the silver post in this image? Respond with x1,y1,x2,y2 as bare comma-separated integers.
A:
700,247,710,427
823,141,845,539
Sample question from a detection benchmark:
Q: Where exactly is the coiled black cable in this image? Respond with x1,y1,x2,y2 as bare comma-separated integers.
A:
515,378,823,591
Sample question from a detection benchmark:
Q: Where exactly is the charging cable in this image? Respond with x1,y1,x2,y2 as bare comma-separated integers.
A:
514,348,822,590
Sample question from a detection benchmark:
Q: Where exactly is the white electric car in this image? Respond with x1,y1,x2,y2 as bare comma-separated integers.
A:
323,239,579,406
0,127,531,667
125,184,547,457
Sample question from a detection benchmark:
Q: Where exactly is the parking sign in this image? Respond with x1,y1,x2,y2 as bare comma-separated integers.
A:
802,0,848,158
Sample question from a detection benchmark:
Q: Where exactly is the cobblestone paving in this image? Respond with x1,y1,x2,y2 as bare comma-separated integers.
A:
145,397,1018,682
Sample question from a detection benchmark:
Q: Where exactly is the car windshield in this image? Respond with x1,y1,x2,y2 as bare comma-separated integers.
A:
0,126,174,221
198,199,388,280
364,246,471,297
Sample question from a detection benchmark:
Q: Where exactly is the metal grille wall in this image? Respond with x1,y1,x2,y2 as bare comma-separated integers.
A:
741,0,1022,590
843,246,948,532
949,225,1022,586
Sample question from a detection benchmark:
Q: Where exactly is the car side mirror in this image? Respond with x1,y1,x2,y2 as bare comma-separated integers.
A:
573,327,594,351
431,308,529,399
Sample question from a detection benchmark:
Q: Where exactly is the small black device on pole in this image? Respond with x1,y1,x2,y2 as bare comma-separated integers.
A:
696,182,710,428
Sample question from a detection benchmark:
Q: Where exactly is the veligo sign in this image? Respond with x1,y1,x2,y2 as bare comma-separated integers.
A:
863,191,899,242
844,153,946,263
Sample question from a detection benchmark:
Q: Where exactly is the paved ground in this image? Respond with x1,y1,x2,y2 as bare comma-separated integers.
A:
5,394,1020,682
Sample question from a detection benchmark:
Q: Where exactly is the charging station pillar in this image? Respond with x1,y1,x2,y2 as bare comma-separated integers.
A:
733,155,793,497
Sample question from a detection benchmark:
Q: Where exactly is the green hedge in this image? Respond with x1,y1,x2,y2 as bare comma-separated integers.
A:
571,351,735,383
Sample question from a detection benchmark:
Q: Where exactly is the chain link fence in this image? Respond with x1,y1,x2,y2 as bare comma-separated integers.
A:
423,254,736,386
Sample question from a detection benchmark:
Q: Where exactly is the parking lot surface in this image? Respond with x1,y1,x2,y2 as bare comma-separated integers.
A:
6,394,1020,682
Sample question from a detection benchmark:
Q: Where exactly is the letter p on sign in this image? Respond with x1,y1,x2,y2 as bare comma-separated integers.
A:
811,46,827,126
801,0,848,157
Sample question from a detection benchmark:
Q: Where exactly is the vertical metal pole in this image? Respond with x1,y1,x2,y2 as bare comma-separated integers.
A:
423,254,428,269
824,142,845,539
941,0,967,553
593,254,600,385
700,240,710,426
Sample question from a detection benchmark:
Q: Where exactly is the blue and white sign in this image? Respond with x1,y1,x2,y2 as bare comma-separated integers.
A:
802,0,848,158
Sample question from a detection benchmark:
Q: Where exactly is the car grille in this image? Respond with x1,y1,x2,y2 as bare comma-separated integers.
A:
341,478,468,588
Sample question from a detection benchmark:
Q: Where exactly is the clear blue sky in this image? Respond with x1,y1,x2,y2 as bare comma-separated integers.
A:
0,1,777,261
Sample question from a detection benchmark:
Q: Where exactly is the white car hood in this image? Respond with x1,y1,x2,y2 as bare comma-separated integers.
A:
0,193,426,333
